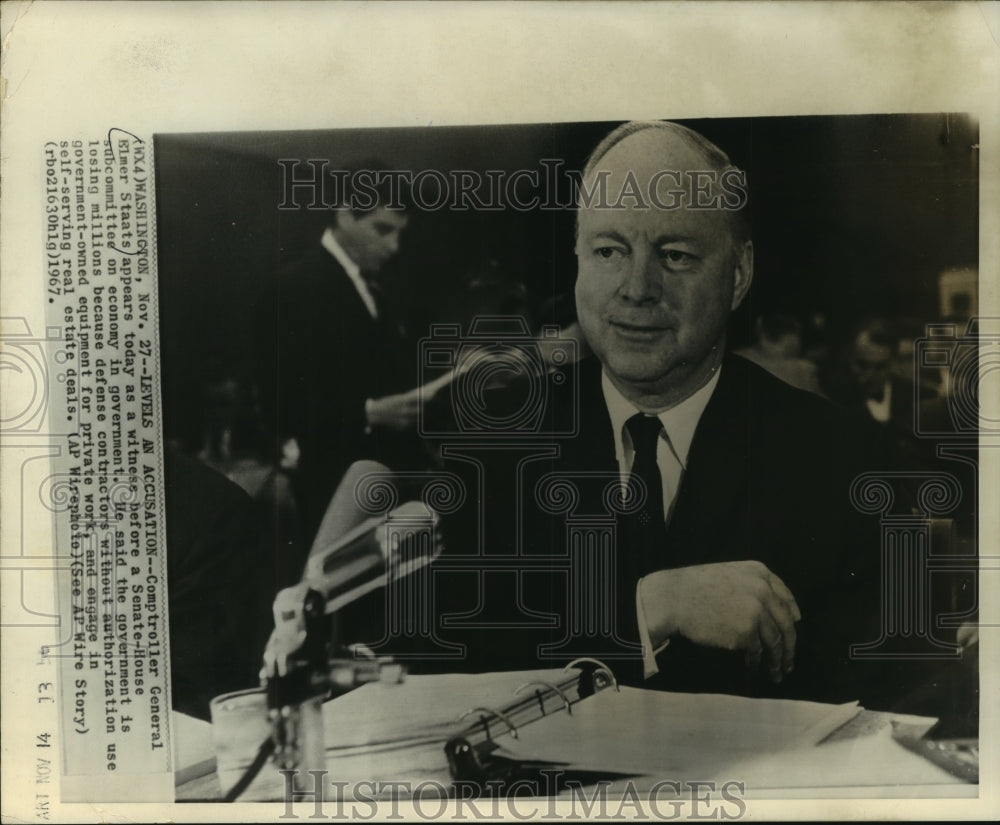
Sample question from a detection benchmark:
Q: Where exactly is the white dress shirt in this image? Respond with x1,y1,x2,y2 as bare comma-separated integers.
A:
601,368,722,678
864,379,892,424
322,228,381,434
321,227,379,320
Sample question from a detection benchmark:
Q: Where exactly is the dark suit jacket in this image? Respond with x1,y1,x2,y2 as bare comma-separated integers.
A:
164,451,265,719
256,243,423,541
364,353,925,709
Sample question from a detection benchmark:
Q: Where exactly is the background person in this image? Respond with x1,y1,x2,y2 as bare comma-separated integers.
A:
733,313,824,396
256,166,431,553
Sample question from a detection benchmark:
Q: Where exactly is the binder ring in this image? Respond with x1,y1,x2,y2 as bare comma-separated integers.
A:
458,706,519,740
513,680,572,715
564,657,619,692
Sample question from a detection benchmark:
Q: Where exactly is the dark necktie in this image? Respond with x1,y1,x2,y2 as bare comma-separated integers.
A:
611,413,668,673
623,413,668,578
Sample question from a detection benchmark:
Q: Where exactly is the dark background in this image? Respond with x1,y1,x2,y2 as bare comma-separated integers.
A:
153,114,979,450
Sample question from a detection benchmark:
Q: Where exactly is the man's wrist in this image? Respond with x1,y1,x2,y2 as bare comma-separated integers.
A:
639,573,676,648
636,577,670,679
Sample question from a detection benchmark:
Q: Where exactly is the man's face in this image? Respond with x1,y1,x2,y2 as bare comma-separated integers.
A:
848,331,893,399
336,206,409,273
574,130,752,405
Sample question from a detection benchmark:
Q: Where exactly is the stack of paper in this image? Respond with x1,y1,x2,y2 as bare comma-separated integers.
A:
490,686,861,777
180,672,961,797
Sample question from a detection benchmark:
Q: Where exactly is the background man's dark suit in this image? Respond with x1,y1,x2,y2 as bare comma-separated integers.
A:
257,244,421,545
164,450,265,719
388,353,924,710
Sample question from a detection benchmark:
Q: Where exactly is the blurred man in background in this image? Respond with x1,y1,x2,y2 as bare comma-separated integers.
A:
256,167,431,554
733,313,823,395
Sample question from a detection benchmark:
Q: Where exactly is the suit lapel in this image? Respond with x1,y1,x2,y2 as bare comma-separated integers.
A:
562,356,617,474
536,355,619,534
548,355,754,569
558,356,752,563
665,358,751,567
323,254,378,326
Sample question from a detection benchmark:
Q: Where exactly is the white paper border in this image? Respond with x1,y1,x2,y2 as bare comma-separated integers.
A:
2,1,998,821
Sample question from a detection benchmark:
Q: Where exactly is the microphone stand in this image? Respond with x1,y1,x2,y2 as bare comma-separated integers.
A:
232,500,437,800
263,585,330,782
260,584,406,794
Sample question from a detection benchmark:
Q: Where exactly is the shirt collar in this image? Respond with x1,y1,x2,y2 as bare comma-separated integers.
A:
602,367,721,470
321,227,379,320
321,227,360,279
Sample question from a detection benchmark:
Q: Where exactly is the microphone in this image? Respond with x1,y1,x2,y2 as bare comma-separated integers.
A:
309,460,392,561
303,500,439,616
263,461,441,676
302,460,440,614
243,461,442,797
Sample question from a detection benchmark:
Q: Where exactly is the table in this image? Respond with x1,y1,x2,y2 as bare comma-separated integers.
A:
174,704,973,803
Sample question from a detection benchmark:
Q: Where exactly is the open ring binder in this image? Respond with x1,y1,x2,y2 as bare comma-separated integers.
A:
564,657,619,692
444,659,618,784
513,680,573,715
458,706,520,740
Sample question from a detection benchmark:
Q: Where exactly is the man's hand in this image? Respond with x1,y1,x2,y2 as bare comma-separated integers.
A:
639,561,801,683
957,622,979,651
366,389,423,432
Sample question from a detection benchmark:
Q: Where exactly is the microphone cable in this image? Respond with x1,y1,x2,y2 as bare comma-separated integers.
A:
222,735,275,802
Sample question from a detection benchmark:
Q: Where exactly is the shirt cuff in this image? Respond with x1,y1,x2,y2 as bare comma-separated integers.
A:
636,577,670,679
363,398,374,435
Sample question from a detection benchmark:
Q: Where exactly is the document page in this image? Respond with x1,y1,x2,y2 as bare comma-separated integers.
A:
492,686,861,776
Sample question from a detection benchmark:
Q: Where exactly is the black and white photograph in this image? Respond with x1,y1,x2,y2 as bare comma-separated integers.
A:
154,114,983,804
0,1,997,821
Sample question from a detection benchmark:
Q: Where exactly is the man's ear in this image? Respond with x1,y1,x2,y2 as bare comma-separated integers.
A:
731,239,754,311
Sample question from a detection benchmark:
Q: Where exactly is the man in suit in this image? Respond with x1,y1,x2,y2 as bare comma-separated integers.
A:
400,121,923,710
570,120,801,691
258,169,430,551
